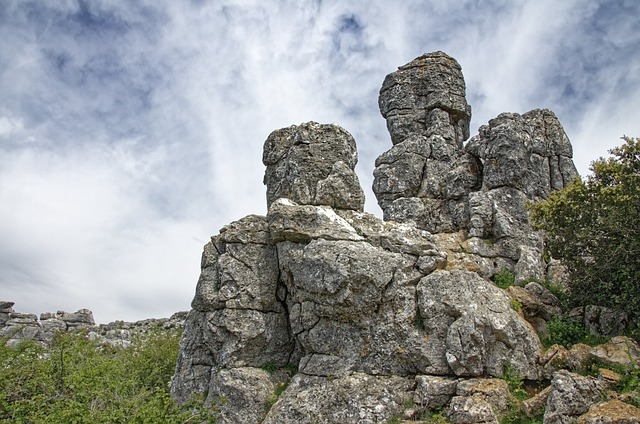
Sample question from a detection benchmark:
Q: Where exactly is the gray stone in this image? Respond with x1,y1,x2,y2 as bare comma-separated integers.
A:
373,57,579,304
544,370,605,424
267,199,364,244
169,51,591,421
171,310,215,403
466,109,578,198
263,122,364,211
378,51,471,146
414,375,459,410
206,367,274,424
40,318,67,332
0,301,15,310
456,378,512,416
417,270,542,379
524,282,563,320
507,283,562,323
56,309,95,327
448,395,500,424
584,306,629,338
262,373,413,424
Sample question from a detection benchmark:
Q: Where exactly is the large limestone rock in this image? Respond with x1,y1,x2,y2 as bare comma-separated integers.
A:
378,50,471,146
171,52,588,423
263,122,365,211
373,53,579,284
262,373,413,424
172,115,550,422
544,370,606,424
0,304,96,347
417,270,541,379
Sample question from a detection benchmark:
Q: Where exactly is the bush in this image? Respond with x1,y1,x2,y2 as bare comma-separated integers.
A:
531,136,640,319
0,330,217,423
493,270,516,289
543,315,606,348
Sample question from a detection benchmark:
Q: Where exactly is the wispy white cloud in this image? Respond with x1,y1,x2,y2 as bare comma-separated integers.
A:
1,0,638,322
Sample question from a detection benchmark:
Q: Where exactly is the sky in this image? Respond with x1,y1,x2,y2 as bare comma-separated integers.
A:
1,0,639,324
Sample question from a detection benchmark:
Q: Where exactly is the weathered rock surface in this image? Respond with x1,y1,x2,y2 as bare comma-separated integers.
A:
540,337,640,382
0,301,186,348
170,52,639,423
171,111,552,421
448,395,500,424
0,304,95,347
373,52,579,287
263,373,413,424
544,370,606,424
576,399,640,424
417,270,541,379
263,122,365,211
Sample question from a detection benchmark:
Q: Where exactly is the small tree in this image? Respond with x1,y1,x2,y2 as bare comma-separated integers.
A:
531,136,640,318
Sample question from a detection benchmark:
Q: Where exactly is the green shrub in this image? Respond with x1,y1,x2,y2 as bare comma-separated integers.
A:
531,136,640,320
493,270,516,289
543,315,607,348
0,330,218,423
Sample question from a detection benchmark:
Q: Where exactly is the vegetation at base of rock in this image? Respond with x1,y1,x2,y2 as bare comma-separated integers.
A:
581,358,640,408
261,361,279,374
531,136,640,320
492,269,516,289
499,363,543,424
0,330,217,423
544,315,607,348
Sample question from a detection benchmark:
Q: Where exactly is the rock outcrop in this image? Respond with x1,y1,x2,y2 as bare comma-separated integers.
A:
263,122,365,211
170,52,638,423
373,52,579,285
0,301,186,348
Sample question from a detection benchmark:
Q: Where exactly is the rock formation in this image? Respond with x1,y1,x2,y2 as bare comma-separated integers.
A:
169,52,637,423
0,301,186,348
373,52,579,285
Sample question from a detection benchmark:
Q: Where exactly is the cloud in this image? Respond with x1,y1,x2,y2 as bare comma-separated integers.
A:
1,0,639,322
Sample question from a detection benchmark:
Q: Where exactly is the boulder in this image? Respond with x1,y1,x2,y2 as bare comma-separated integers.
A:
455,378,512,416
262,122,364,211
171,51,589,422
207,367,275,424
544,370,605,424
414,375,459,410
378,51,471,146
448,395,500,424
576,399,640,424
417,270,542,379
584,306,629,338
262,373,413,424
589,336,640,369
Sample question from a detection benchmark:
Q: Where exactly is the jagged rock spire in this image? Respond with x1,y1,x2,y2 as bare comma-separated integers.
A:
379,51,471,147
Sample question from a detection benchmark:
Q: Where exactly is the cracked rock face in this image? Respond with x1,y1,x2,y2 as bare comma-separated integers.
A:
172,117,545,423
170,52,611,424
263,122,365,211
373,52,579,285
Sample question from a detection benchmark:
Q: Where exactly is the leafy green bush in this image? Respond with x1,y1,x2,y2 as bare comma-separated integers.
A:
493,270,516,289
0,329,218,423
543,315,606,348
531,136,640,319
